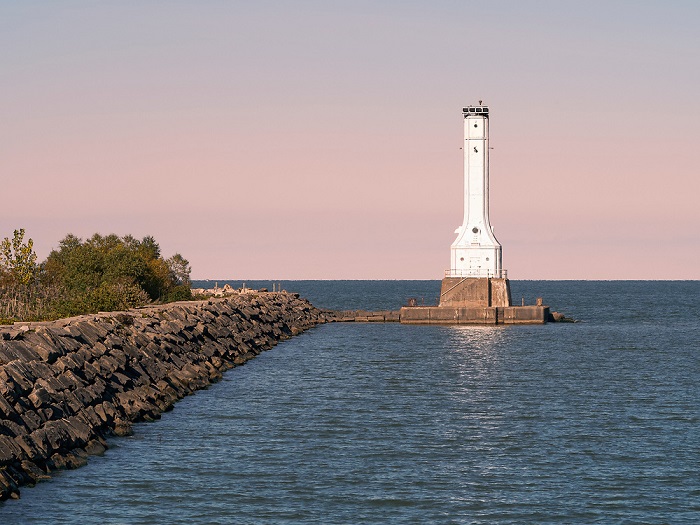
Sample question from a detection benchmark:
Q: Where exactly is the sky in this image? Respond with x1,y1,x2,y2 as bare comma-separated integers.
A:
2,0,699,280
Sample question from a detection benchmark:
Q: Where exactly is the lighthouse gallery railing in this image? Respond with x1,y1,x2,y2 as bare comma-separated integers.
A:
444,269,508,279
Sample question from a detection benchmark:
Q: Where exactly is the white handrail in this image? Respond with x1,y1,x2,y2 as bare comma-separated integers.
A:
444,269,508,279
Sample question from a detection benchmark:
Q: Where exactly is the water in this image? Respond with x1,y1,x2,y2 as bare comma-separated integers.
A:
2,281,699,524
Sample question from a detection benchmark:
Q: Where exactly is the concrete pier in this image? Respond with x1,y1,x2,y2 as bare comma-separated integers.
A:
399,305,549,325
333,305,549,325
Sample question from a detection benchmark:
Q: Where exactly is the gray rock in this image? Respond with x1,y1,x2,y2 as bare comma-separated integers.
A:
0,292,326,501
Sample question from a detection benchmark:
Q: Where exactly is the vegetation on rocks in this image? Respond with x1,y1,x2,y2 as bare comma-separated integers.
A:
0,229,192,323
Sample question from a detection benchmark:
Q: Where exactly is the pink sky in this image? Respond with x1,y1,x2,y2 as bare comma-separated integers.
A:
2,1,699,279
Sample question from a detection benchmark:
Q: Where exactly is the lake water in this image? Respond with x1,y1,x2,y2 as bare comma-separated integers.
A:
2,281,699,524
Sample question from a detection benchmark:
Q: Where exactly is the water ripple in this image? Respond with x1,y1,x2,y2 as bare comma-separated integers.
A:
2,281,700,523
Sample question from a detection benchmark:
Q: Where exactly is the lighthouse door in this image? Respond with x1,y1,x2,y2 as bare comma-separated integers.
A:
469,257,481,275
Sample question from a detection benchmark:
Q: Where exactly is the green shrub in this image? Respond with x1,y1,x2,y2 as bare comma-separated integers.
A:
1,230,194,321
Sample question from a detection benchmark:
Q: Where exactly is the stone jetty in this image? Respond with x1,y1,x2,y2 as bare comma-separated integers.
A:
0,292,331,501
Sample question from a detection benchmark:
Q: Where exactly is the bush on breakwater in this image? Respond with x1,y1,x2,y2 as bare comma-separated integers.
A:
0,292,331,500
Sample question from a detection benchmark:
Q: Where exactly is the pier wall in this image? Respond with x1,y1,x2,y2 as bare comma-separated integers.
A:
399,305,549,325
0,293,329,500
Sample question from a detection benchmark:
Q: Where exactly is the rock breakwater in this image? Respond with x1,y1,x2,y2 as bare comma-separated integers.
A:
0,292,330,501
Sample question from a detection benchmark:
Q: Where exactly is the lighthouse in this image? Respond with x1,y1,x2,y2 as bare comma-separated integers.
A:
450,104,503,277
398,103,552,323
439,104,511,308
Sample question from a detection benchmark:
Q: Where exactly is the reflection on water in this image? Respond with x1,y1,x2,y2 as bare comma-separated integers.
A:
445,326,507,384
446,325,506,352
439,326,511,424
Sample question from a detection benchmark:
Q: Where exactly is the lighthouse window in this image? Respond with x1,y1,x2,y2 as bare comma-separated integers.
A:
472,227,479,233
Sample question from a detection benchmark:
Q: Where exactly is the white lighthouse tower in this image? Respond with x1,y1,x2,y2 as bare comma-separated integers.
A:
439,103,511,308
449,104,503,278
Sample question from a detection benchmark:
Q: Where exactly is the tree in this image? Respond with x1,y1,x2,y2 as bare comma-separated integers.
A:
138,235,161,260
0,228,40,322
166,254,191,287
41,232,193,314
163,253,192,301
1,228,37,286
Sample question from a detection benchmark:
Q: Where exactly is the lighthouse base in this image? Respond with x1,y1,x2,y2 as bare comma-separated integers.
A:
397,277,546,324
439,277,512,308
